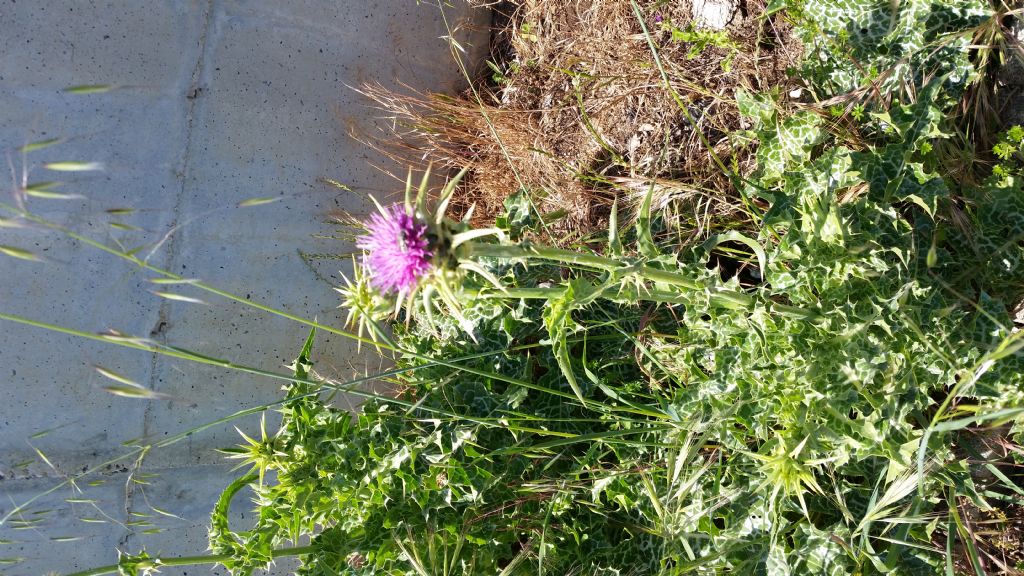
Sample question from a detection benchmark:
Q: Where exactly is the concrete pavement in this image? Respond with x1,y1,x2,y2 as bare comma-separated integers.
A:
0,2,488,573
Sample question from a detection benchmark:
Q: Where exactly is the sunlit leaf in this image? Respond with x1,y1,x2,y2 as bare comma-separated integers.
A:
94,365,140,387
25,189,85,200
18,138,64,152
151,291,207,305
0,245,42,262
101,384,169,400
62,84,116,94
43,161,104,172
109,222,142,231
237,196,282,208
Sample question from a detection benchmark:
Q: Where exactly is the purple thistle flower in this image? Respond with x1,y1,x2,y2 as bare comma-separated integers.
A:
358,204,433,294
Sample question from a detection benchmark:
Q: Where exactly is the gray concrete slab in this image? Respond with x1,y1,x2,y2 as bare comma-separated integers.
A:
0,472,129,575
0,1,489,574
0,0,202,481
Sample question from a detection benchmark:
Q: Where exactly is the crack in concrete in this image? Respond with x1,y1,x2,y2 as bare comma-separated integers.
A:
126,0,220,552
0,463,131,483
142,0,220,463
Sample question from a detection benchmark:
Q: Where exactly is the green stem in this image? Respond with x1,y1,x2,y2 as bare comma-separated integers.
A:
476,286,691,305
468,243,817,318
469,243,702,289
63,545,317,576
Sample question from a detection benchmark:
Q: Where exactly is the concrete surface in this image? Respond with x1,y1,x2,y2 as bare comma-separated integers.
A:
0,1,488,574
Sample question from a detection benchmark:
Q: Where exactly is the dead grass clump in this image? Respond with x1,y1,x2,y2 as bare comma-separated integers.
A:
360,0,803,243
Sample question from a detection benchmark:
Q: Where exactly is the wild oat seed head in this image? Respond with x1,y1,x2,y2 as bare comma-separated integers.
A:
357,204,432,294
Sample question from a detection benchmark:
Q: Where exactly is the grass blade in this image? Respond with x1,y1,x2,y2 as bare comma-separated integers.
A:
62,84,116,94
151,291,208,305
18,138,64,152
43,161,104,172
237,196,282,208
0,245,42,262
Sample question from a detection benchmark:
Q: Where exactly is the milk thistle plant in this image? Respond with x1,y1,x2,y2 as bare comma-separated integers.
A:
345,168,816,403
288,1,1024,571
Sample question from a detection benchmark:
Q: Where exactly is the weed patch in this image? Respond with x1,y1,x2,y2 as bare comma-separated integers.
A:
3,0,1024,575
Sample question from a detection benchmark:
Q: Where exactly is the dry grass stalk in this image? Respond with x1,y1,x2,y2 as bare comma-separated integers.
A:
357,0,804,243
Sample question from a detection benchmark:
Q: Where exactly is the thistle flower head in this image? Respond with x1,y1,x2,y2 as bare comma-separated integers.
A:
357,204,433,294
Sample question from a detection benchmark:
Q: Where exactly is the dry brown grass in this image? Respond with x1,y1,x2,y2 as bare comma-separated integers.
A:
357,0,803,243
